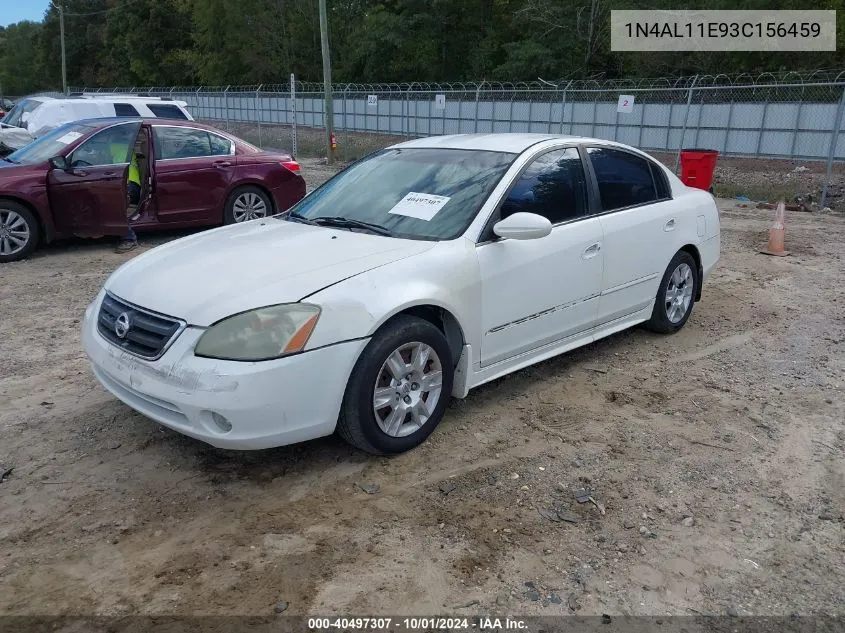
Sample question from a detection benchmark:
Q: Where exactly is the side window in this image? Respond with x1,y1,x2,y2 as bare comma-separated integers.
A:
114,103,140,117
209,132,233,155
499,148,588,225
650,162,671,199
69,123,140,168
147,104,189,120
586,147,657,211
153,127,212,160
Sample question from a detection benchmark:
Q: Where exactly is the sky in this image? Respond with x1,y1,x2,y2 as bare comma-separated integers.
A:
0,0,51,27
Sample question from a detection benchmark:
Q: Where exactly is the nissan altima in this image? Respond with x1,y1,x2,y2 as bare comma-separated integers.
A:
81,133,720,454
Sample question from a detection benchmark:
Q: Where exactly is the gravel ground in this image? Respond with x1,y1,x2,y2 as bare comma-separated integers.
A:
1,160,843,617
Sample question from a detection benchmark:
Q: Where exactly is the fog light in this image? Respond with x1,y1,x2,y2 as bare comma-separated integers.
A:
210,412,232,433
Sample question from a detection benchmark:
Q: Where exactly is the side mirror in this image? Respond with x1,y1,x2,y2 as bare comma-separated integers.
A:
492,212,552,240
49,155,69,170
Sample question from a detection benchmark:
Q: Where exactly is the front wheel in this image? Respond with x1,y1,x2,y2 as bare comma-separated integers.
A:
337,316,454,455
645,251,699,334
224,186,272,224
0,201,39,263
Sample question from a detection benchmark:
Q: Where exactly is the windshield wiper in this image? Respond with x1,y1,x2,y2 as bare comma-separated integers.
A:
283,210,318,225
310,216,393,236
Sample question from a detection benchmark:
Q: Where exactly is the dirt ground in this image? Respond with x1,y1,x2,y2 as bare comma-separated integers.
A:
1,159,843,618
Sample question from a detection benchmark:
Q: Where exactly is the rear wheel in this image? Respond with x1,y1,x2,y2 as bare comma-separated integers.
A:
224,186,272,224
337,316,454,455
0,201,39,263
645,251,699,334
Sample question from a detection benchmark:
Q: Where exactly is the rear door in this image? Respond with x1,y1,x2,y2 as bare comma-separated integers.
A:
47,121,141,236
151,125,236,224
583,146,678,327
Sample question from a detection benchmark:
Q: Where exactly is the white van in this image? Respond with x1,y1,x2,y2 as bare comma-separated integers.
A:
0,95,194,154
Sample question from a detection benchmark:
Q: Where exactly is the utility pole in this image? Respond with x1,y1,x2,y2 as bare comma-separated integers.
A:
58,3,67,95
318,0,336,163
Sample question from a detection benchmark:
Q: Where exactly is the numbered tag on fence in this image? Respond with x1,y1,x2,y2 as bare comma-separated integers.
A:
435,94,446,110
367,94,378,107
617,94,635,113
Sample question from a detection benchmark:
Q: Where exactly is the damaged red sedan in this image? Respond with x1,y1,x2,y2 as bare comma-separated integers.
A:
0,118,305,262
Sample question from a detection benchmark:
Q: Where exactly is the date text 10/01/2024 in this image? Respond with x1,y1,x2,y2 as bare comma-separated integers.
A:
624,21,821,39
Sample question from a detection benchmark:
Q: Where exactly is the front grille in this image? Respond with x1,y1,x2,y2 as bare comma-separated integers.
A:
97,293,184,360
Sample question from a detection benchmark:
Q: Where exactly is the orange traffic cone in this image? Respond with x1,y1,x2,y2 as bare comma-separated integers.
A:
761,201,790,256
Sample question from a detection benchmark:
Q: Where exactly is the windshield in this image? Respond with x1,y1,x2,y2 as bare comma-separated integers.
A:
6,121,100,165
1,98,43,128
286,147,516,240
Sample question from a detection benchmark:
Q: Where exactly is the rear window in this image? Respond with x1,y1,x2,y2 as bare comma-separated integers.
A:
147,104,188,119
113,103,140,117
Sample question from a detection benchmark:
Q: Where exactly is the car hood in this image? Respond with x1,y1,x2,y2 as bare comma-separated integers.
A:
105,219,436,326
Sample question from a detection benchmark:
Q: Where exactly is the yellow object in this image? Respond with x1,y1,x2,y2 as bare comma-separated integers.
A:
110,143,141,185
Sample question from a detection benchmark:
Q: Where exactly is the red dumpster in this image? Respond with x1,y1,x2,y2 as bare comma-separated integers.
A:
679,148,719,191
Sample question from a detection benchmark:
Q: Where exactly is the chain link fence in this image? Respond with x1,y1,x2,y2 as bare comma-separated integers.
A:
34,70,845,207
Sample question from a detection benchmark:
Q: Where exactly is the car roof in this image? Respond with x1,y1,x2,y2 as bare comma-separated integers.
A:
390,133,617,153
70,117,210,129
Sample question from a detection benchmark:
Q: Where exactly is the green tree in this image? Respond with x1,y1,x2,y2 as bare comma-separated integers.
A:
0,21,47,95
98,0,195,86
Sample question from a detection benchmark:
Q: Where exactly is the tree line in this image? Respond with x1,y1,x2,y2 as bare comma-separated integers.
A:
1,0,844,97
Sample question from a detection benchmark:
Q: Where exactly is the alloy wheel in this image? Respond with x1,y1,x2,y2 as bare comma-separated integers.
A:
0,209,30,256
665,262,694,324
372,342,443,438
232,192,268,222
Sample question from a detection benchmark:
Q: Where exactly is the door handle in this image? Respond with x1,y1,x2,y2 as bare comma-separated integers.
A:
664,218,676,231
213,160,232,168
582,242,601,259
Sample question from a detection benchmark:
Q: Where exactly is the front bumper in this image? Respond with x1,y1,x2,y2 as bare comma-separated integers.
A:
82,294,368,450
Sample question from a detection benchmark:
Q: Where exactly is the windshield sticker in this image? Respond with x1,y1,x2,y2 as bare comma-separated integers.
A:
56,131,83,145
387,192,451,221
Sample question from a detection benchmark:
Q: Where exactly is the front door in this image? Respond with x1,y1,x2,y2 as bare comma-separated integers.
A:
151,125,237,224
47,121,142,237
476,147,604,367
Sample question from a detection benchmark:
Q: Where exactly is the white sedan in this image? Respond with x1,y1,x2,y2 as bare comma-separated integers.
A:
82,133,720,454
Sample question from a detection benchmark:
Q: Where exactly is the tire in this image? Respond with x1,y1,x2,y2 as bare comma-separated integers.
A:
645,250,699,334
0,201,39,263
337,315,454,455
223,186,273,224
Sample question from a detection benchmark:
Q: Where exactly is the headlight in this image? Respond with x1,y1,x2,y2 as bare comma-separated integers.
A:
194,303,321,361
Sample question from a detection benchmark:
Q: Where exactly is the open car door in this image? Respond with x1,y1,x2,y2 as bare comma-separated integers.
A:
47,121,141,237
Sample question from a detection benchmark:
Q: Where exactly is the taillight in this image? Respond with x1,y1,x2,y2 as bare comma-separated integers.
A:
281,161,300,173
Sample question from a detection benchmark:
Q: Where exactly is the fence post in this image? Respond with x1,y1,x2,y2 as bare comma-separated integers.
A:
674,75,699,173
342,85,348,135
558,80,572,135
691,88,705,149
474,82,483,133
821,84,845,208
789,91,805,159
256,84,263,148
754,96,771,158
723,98,735,155
223,85,230,131
290,74,297,158
404,86,410,137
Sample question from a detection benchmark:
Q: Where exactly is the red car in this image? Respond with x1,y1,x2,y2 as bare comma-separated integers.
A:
0,117,305,262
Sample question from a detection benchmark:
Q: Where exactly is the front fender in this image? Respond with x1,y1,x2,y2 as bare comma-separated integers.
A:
303,239,482,353
0,186,56,242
